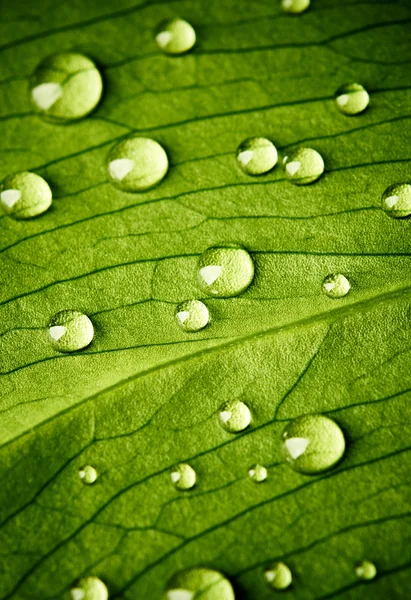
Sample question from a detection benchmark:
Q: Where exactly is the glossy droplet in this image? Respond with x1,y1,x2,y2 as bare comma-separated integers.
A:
322,273,351,299
108,136,168,192
264,562,293,590
248,464,267,483
164,567,234,600
281,0,310,14
175,300,209,332
237,137,278,175
381,183,411,219
283,147,324,185
48,310,94,353
79,465,98,485
156,18,196,55
335,83,369,116
171,463,196,491
219,400,251,433
1,172,52,219
355,560,377,581
30,53,103,123
70,577,108,600
198,246,254,297
282,414,345,474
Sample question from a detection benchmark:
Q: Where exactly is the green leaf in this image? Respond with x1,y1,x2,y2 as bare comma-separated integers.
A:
1,0,411,598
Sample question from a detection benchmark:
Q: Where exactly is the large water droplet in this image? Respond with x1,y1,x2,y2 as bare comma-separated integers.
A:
107,136,168,192
198,246,254,297
322,273,351,299
264,562,293,590
70,577,108,600
282,414,346,474
171,463,196,491
175,300,209,332
219,400,251,433
164,567,234,600
236,137,278,175
335,83,369,116
48,310,94,353
79,465,98,485
281,0,310,14
156,18,196,55
248,464,267,483
1,172,52,219
381,183,411,219
355,560,377,581
283,147,324,185
30,53,103,123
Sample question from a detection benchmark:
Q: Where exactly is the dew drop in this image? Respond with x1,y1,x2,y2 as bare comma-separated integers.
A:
322,273,351,299
335,83,369,116
248,464,267,483
171,463,197,491
107,136,168,192
236,137,278,175
1,172,52,219
264,562,293,590
164,567,234,600
156,18,196,55
381,183,411,219
283,147,324,185
355,560,377,581
79,465,98,485
198,246,254,297
281,0,310,14
219,400,251,433
30,53,103,123
175,299,209,332
70,577,108,600
48,310,94,353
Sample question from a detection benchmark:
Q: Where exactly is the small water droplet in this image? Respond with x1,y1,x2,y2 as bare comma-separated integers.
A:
219,400,251,433
381,183,411,219
30,53,103,123
79,465,98,485
282,414,345,474
248,464,267,483
322,273,351,299
107,136,168,192
48,310,94,353
1,172,52,219
156,18,196,55
171,463,196,491
283,147,324,185
175,300,209,332
164,567,234,600
70,577,108,600
198,246,254,297
355,560,377,581
236,137,278,175
335,83,369,116
281,0,310,14
264,562,293,590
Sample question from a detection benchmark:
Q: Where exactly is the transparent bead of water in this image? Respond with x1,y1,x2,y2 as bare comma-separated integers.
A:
79,465,98,485
281,0,310,14
381,183,411,219
248,464,267,483
355,560,377,581
156,18,196,55
335,83,369,116
70,576,108,600
198,246,254,297
170,463,197,491
175,300,209,332
48,310,94,353
164,567,234,600
322,273,351,299
264,562,293,590
1,171,52,219
236,137,278,175
219,400,251,433
283,147,324,185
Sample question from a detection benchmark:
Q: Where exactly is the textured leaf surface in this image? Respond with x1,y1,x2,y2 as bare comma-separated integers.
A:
1,0,411,598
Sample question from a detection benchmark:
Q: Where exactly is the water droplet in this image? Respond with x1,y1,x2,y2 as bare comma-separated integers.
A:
283,147,324,185
322,273,351,299
1,172,52,219
264,562,293,590
156,18,196,55
335,83,369,116
79,465,98,485
219,400,251,433
236,137,278,175
175,300,209,332
282,414,345,474
170,463,196,491
281,0,310,14
30,53,103,123
381,183,411,219
248,464,267,483
355,560,377,581
164,567,234,600
107,136,168,192
198,246,254,297
70,577,108,600
48,310,94,353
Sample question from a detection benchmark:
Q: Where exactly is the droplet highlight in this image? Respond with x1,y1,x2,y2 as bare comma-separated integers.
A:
322,273,351,299
237,137,278,175
381,183,411,219
70,577,108,600
355,560,377,581
1,172,52,219
219,400,251,433
79,465,98,485
248,464,267,483
175,300,209,332
281,0,310,14
335,83,369,116
264,562,293,590
283,147,324,185
156,18,196,55
171,463,197,491
198,246,254,297
48,310,94,353
164,567,234,600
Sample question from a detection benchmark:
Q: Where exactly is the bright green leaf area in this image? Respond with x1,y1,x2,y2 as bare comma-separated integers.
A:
1,0,411,598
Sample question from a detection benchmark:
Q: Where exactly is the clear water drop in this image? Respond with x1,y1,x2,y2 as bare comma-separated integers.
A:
198,246,254,297
164,567,234,600
107,136,168,192
170,463,197,491
281,0,310,14
282,414,345,474
335,83,369,116
1,171,52,219
175,300,209,332
219,400,251,433
381,183,411,219
264,562,293,590
79,465,98,485
156,18,196,55
248,464,267,483
322,273,351,299
236,137,278,175
283,147,324,185
355,560,377,581
70,577,108,600
48,310,94,353
30,53,103,123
